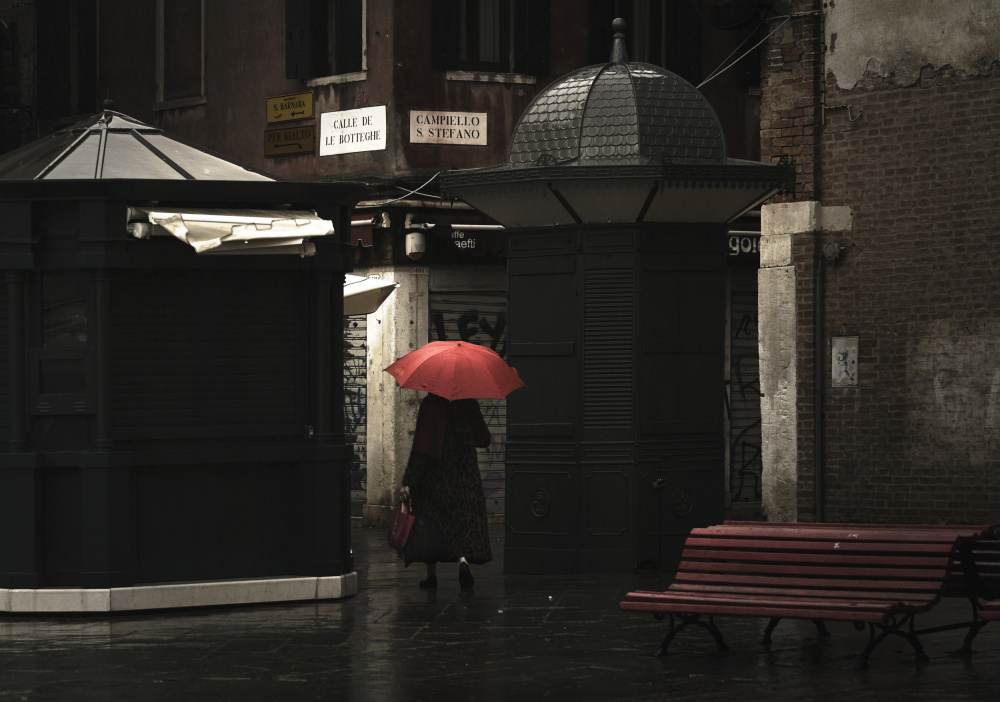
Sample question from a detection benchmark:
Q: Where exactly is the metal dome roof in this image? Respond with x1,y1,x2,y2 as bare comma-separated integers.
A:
508,22,726,167
440,19,794,228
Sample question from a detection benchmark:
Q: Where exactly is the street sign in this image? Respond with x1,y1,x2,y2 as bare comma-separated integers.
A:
410,111,488,146
266,92,314,124
320,106,387,156
264,124,315,157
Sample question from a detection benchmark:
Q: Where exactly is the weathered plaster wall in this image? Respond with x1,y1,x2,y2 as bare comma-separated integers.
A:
363,266,428,526
826,0,1000,89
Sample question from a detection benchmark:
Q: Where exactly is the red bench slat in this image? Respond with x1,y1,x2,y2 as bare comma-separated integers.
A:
682,548,952,569
677,560,949,582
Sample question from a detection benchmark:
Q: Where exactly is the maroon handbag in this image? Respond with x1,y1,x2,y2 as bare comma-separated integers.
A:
388,496,415,550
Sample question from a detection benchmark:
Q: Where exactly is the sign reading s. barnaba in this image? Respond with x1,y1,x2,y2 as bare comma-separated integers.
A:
320,106,386,156
409,111,487,146
266,92,314,124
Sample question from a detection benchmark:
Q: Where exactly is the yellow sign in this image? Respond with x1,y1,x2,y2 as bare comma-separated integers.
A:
264,125,315,157
266,92,314,124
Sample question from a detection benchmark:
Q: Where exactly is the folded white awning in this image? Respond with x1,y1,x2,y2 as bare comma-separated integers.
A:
127,207,335,256
344,274,399,315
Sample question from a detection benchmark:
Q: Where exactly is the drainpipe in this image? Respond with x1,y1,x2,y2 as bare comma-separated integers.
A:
815,240,843,522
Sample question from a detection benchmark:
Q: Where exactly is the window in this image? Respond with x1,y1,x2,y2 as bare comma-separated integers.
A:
458,0,510,72
286,0,365,81
157,0,205,105
0,21,27,154
432,0,549,76
29,273,94,417
32,0,98,124
587,0,701,85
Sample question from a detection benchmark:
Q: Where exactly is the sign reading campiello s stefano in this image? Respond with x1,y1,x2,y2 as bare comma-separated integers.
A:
410,111,487,146
320,106,387,156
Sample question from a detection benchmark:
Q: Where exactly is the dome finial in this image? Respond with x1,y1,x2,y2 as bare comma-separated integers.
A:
610,18,628,64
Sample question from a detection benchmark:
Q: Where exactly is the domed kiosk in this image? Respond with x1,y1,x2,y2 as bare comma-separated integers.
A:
442,21,792,574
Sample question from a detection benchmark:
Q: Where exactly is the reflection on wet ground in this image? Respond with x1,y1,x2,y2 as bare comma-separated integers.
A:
1,522,998,701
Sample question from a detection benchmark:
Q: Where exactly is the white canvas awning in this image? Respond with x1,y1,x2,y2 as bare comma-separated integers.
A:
127,207,335,256
344,274,399,315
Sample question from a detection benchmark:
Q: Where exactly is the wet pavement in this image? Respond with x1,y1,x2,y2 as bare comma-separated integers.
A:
1,522,998,701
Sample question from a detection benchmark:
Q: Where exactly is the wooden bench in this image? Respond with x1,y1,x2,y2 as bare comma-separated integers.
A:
732,522,1000,652
943,536,1000,649
621,522,996,668
980,602,1000,621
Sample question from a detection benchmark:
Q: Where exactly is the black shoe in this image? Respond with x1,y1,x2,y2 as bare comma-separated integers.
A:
459,562,474,590
419,576,437,589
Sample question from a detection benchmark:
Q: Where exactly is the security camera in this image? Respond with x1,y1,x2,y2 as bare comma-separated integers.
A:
405,231,426,260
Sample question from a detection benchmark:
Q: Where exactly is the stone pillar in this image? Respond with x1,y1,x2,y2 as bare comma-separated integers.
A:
759,201,852,522
363,265,428,526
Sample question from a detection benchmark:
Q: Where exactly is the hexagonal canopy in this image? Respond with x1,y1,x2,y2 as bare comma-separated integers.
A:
0,109,273,181
442,21,792,227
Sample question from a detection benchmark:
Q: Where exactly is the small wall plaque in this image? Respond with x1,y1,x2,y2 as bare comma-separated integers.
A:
832,336,859,387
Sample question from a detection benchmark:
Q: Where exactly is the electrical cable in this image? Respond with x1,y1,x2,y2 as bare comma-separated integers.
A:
378,171,443,205
697,16,790,89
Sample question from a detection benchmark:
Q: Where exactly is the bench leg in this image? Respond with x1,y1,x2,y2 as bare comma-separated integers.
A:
657,613,729,656
960,615,988,655
855,614,930,670
760,618,780,645
761,618,829,645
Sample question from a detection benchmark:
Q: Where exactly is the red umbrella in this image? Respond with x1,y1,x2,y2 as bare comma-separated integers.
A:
384,341,525,401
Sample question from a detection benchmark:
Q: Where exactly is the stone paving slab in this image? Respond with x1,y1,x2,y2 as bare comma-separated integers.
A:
1,523,998,701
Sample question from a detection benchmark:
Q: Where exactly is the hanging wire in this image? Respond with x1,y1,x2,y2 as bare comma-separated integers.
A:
374,170,443,206
697,16,790,89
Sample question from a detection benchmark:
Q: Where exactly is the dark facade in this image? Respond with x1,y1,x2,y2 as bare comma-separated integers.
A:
1,1,780,578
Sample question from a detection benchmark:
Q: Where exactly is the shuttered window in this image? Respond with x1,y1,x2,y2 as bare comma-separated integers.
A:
583,268,634,434
432,0,550,75
111,272,306,443
286,0,365,80
159,0,204,102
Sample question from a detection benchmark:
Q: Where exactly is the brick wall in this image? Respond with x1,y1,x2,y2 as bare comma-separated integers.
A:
760,0,822,202
817,63,1000,523
761,1,1000,524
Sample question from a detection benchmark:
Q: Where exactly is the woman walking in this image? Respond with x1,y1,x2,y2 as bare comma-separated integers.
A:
401,392,492,590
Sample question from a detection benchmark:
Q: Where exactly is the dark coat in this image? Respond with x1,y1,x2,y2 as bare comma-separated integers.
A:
402,395,492,564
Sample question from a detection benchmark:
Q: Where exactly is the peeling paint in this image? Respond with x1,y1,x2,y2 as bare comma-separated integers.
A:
826,0,1000,89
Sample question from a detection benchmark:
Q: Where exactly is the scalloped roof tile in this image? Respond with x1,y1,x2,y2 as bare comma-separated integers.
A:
508,49,727,168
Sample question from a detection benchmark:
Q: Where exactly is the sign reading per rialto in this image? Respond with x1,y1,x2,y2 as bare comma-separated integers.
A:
320,106,386,156
410,111,487,146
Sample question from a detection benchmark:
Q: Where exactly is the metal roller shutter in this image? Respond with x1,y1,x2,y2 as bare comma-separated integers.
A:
344,314,367,512
728,266,761,503
429,288,509,515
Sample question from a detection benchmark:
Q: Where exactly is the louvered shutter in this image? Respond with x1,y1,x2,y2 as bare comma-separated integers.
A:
513,0,550,75
111,271,305,442
431,0,461,71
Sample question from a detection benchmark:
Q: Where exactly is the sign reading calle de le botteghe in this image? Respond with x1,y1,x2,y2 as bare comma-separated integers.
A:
320,106,387,156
